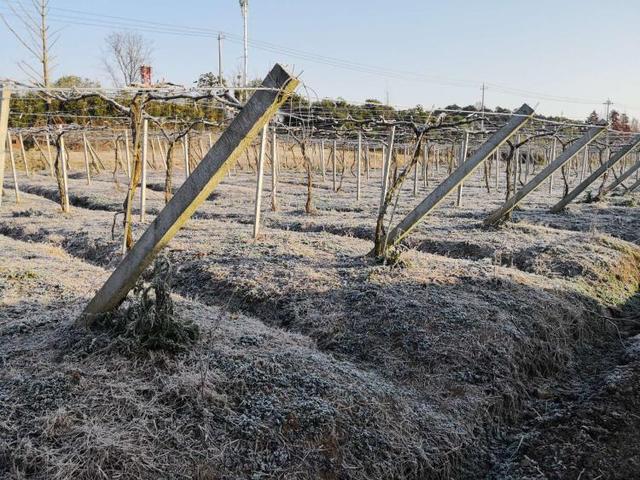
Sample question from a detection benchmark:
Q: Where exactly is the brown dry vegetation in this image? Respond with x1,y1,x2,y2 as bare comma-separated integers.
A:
1,149,640,479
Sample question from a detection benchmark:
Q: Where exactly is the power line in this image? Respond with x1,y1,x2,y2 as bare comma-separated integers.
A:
2,2,635,114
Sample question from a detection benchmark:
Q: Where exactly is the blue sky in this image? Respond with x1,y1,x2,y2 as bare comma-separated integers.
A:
1,0,638,120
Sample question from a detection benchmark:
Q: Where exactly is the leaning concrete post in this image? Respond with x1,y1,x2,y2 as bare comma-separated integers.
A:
379,126,396,215
18,134,30,177
82,133,91,185
550,134,640,212
626,174,640,194
140,119,149,222
596,152,640,199
253,126,268,239
485,125,605,225
0,86,11,208
81,64,299,320
385,104,534,246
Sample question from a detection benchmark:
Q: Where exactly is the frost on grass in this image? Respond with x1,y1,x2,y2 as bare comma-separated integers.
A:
97,257,199,354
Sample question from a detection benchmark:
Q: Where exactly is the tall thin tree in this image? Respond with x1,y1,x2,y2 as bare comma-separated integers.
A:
1,0,58,88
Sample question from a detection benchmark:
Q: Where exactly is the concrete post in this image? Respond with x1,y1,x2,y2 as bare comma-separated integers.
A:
413,143,419,196
625,171,640,193
59,134,70,212
140,119,149,222
0,86,11,208
423,142,429,189
253,126,268,239
385,104,534,246
365,143,370,182
149,134,158,168
320,139,326,182
7,132,20,203
579,146,588,183
183,135,190,180
123,130,131,178
379,126,396,215
550,134,640,212
45,133,54,177
455,131,469,207
356,132,362,201
81,64,299,320
596,153,640,198
485,126,605,225
525,142,531,182
548,138,557,194
495,148,500,191
332,140,337,191
18,134,30,177
271,130,278,211
82,132,91,185
513,136,520,188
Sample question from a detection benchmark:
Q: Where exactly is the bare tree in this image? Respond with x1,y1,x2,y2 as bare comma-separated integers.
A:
1,0,58,87
103,31,153,86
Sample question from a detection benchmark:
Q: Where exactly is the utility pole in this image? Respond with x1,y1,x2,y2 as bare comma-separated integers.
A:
604,98,613,124
217,33,224,85
239,0,249,89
